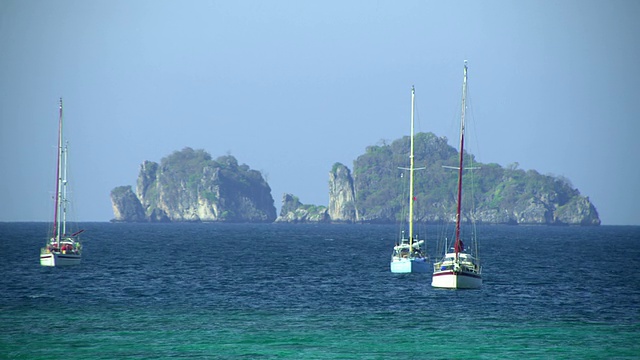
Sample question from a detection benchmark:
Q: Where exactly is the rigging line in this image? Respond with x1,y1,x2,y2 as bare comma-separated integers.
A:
413,95,425,135
465,83,481,259
468,153,478,249
438,221,448,255
435,205,451,254
397,171,408,241
466,84,484,165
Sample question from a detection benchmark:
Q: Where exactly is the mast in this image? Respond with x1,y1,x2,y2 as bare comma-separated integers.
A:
409,85,415,248
52,98,63,242
454,61,468,256
62,141,68,237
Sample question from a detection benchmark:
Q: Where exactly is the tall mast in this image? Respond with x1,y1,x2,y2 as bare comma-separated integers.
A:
62,141,68,237
409,86,415,248
52,98,63,242
454,61,468,255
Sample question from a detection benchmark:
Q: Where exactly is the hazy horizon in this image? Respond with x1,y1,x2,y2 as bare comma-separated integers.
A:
1,1,638,225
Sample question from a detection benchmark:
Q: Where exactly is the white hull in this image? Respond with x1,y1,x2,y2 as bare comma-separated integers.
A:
40,252,81,267
390,258,429,273
431,270,481,289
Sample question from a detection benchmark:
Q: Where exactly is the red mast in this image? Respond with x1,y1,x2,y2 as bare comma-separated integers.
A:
454,62,468,256
52,98,63,242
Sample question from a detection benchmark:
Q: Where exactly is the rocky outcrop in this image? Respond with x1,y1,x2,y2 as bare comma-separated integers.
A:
471,194,600,225
554,195,600,225
328,163,358,223
110,148,277,223
275,193,329,223
473,170,601,225
110,186,146,222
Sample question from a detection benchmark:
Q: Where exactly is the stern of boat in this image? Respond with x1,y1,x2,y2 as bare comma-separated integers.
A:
391,257,430,273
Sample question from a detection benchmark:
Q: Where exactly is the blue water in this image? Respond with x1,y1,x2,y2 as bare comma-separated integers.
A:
1,223,639,359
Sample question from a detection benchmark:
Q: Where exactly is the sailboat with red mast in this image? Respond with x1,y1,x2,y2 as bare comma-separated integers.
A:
431,61,482,289
40,98,83,266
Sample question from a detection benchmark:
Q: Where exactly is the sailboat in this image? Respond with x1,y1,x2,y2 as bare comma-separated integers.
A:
40,98,83,266
390,86,429,274
432,61,482,288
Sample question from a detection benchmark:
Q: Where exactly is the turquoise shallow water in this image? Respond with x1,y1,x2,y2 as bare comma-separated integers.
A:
1,223,639,359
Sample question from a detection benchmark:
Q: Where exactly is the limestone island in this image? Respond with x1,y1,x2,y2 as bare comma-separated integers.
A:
111,134,600,225
111,148,276,222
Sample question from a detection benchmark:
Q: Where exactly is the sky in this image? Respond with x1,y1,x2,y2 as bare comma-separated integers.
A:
1,0,638,225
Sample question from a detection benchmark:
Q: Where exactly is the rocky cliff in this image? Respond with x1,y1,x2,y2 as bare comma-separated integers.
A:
275,193,329,223
328,163,358,223
110,186,146,222
110,148,277,223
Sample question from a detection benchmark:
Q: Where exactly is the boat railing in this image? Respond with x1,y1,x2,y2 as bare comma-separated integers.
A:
433,258,480,274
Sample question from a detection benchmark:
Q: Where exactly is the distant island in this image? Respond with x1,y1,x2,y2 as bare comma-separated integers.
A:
111,148,276,223
111,134,600,225
322,132,600,226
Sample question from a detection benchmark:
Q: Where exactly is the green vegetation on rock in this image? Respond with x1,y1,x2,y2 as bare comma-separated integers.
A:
348,132,599,225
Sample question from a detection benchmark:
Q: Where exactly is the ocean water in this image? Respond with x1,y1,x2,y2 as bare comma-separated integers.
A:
1,222,638,359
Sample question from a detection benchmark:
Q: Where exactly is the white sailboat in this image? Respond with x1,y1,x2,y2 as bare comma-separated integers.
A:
390,86,429,273
40,98,83,267
432,61,482,288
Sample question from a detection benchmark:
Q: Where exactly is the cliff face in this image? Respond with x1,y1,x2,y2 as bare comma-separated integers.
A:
110,186,146,222
328,163,358,222
554,196,600,225
276,193,329,223
473,195,600,225
110,148,277,223
136,160,158,215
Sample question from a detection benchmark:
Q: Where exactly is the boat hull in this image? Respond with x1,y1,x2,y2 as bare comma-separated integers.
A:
431,270,481,289
40,252,81,267
390,258,430,273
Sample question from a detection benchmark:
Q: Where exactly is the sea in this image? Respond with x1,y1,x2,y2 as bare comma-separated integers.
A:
0,222,638,359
